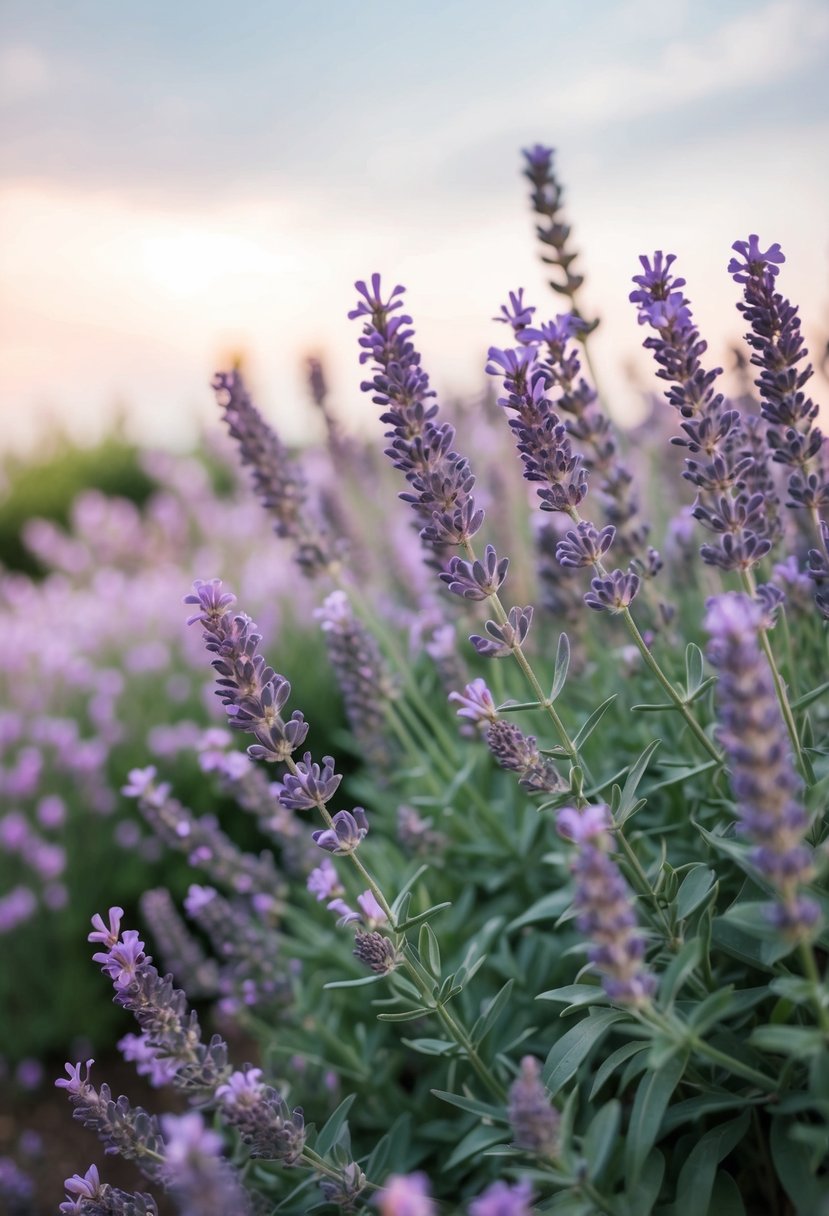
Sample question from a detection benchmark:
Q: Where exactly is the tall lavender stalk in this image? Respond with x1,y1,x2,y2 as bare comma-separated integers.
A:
212,369,340,578
705,595,819,940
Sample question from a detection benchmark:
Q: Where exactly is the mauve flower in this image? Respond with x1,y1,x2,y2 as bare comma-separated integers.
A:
376,1170,436,1216
468,1178,535,1215
312,807,369,855
449,678,498,727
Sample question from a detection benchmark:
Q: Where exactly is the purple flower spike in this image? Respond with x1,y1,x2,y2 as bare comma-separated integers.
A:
584,569,640,613
439,544,509,600
706,593,819,937
508,1056,560,1157
186,580,309,764
558,808,656,1006
470,606,533,658
312,807,369,854
215,1068,305,1164
349,274,485,554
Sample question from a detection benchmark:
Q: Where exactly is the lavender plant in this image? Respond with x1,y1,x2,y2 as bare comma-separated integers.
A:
49,145,829,1216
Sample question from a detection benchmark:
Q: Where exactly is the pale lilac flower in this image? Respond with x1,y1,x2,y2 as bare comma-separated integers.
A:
468,1178,535,1215
376,1172,436,1216
449,678,498,727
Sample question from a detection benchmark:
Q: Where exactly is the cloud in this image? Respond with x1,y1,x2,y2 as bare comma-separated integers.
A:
559,0,829,130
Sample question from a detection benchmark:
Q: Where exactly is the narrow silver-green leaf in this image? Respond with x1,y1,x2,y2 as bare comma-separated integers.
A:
543,1010,627,1095
584,1099,621,1183
624,1052,687,1186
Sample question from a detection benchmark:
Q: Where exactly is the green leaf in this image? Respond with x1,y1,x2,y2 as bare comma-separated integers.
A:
508,889,571,931
707,1171,746,1216
431,1090,506,1121
418,922,441,979
442,1124,506,1171
390,865,429,920
550,632,571,702
590,1040,649,1099
770,976,826,1006
315,1094,356,1157
749,1025,826,1058
687,987,734,1032
472,978,514,1046
659,937,703,1007
771,1115,828,1214
572,695,617,751
396,902,452,931
675,866,716,921
674,1110,750,1216
616,739,661,824
324,974,386,990
662,1091,760,1134
624,1052,687,1186
685,643,705,695
791,680,829,711
376,1007,432,1022
584,1099,621,1183
400,1037,456,1056
620,1149,665,1216
543,1009,628,1095
536,983,607,1009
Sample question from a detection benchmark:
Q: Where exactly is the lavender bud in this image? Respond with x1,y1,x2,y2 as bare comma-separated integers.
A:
312,807,369,854
279,753,342,810
353,931,400,974
318,1161,367,1209
583,569,640,613
439,544,509,600
556,522,615,568
470,605,533,658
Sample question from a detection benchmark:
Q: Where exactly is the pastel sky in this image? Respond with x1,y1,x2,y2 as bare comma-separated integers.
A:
2,0,828,455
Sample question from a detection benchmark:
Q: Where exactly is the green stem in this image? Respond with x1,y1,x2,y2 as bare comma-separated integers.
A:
286,755,508,1103
621,605,722,764
798,939,829,1035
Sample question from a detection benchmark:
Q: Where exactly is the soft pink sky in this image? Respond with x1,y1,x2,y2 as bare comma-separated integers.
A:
2,0,828,455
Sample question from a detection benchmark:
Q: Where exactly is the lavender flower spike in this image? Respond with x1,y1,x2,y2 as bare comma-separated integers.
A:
508,1056,560,1157
440,544,509,600
349,275,485,553
60,1163,159,1216
161,1112,251,1216
185,579,309,763
557,805,657,1005
705,594,819,937
215,1067,306,1164
212,368,337,577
